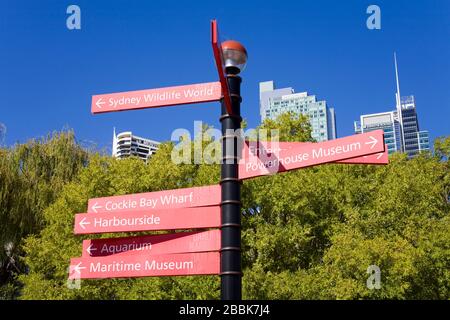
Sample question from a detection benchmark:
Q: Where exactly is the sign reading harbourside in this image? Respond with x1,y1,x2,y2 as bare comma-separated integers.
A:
82,230,221,257
91,81,222,114
239,130,385,180
75,206,221,234
69,252,220,279
87,184,220,214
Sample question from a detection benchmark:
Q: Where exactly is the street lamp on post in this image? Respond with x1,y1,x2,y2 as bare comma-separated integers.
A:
219,40,247,300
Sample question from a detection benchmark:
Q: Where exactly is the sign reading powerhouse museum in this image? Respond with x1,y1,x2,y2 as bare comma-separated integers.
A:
239,130,385,180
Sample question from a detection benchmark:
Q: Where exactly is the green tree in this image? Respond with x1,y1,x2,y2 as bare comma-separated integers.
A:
18,114,450,299
0,130,88,299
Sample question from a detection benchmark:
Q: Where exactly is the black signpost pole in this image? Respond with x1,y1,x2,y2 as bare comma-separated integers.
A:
220,67,242,300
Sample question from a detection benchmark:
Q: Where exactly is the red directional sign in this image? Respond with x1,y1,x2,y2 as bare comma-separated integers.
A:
87,184,220,214
337,145,388,164
242,141,389,166
239,130,385,180
82,230,221,257
75,206,221,235
91,81,222,114
69,252,220,279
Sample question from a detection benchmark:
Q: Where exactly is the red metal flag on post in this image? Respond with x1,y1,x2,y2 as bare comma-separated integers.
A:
91,81,222,114
211,19,233,115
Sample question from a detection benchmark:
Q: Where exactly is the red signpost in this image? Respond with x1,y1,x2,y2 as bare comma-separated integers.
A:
69,252,220,280
239,130,385,180
87,184,221,214
74,20,389,300
91,81,222,114
82,230,221,257
211,19,233,115
75,206,221,235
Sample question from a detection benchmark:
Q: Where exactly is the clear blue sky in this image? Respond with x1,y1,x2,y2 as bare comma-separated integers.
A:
1,0,449,151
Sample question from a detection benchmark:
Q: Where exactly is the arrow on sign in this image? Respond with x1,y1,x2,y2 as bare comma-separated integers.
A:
85,244,97,256
365,136,378,149
91,202,102,213
70,262,86,275
79,217,91,230
95,98,105,109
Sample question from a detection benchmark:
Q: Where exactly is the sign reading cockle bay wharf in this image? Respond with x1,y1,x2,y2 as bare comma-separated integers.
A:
69,20,388,300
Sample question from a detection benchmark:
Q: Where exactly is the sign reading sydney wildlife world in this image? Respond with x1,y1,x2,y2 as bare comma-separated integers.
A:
91,81,222,114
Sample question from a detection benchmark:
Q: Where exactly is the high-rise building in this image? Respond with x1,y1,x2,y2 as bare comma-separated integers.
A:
259,81,337,141
112,129,160,162
354,111,402,154
354,54,430,157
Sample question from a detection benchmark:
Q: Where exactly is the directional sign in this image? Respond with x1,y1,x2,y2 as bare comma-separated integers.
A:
337,145,388,164
69,252,220,279
91,81,222,114
239,130,385,180
82,230,221,257
88,184,220,214
75,206,221,235
242,141,389,166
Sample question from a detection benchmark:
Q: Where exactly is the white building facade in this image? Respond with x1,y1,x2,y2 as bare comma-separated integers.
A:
260,81,337,142
112,129,160,162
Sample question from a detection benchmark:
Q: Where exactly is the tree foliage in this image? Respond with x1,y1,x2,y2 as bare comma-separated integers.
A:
0,131,88,298
10,115,450,299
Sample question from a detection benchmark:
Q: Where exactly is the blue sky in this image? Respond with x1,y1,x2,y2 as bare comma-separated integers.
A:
0,0,449,152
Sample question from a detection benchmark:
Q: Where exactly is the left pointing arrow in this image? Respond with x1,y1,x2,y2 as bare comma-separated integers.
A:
72,262,86,274
86,244,97,256
79,217,90,230
96,98,105,109
91,202,102,213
